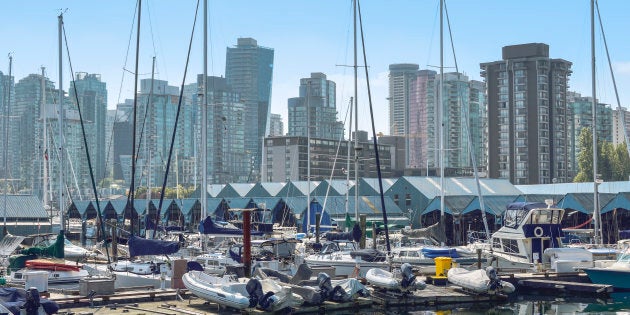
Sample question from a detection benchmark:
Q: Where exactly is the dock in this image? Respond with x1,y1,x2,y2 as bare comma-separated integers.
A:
371,284,508,308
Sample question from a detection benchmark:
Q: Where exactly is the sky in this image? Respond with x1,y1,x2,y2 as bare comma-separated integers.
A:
3,0,630,137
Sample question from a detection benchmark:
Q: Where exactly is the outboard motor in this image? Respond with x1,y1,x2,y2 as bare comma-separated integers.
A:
23,287,41,315
485,266,502,291
400,263,417,289
317,272,348,302
245,278,277,311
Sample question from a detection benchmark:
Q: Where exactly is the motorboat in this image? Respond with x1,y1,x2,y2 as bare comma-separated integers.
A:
365,263,426,291
304,241,389,277
183,270,304,311
486,201,565,272
253,263,369,304
11,259,89,284
84,259,173,289
583,244,630,290
447,266,515,294
391,245,483,274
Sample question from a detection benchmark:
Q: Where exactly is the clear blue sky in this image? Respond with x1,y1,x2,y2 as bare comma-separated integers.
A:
3,1,630,136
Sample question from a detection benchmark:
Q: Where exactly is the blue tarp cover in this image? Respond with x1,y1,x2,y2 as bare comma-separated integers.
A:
0,287,59,315
145,216,184,232
198,216,263,236
128,235,180,257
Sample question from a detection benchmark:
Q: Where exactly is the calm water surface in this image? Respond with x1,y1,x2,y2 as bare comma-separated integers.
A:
354,293,630,315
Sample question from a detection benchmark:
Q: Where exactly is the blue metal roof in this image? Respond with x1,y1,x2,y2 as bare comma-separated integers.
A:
175,199,198,216
72,201,93,215
516,181,630,195
461,195,520,216
396,176,521,199
246,182,286,197
206,184,225,198
421,195,476,216
224,197,253,209
2,195,48,219
602,192,630,214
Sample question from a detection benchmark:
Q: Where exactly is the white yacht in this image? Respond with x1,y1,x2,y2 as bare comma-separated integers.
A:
487,200,566,272
303,241,389,277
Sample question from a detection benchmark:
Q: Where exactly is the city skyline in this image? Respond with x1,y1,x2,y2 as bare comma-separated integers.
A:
3,1,630,136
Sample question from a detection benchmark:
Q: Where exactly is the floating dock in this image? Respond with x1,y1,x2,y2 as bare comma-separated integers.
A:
371,284,509,307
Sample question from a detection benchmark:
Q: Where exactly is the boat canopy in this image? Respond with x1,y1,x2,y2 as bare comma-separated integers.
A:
128,235,180,257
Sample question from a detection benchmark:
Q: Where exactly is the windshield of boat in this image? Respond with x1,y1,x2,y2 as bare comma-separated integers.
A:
503,208,563,228
503,209,528,228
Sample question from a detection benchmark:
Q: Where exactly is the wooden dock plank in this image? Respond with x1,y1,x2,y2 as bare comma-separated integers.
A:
517,279,613,294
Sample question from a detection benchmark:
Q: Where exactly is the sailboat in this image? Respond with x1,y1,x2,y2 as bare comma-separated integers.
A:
582,0,630,289
303,0,394,277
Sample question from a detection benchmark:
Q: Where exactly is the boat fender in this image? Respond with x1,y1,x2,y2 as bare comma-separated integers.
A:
533,226,544,237
400,263,417,289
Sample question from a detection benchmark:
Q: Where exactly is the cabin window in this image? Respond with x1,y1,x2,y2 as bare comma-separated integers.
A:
394,194,399,203
405,194,411,206
501,239,519,254
493,238,502,249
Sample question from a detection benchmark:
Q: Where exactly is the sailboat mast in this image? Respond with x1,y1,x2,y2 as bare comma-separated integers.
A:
145,56,155,235
345,98,353,223
439,0,445,225
129,0,142,234
201,0,208,251
306,81,311,236
590,0,601,246
41,66,50,222
353,0,359,223
3,54,12,235
58,14,66,232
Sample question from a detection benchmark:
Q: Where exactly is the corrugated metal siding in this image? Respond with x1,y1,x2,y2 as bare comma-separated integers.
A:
3,195,48,219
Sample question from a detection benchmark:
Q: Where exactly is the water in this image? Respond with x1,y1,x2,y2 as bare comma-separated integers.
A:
366,293,630,315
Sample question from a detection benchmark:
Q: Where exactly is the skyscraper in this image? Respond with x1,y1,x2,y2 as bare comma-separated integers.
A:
225,38,274,182
13,73,55,192
389,63,419,139
70,73,107,184
269,113,283,137
394,67,485,175
0,71,14,183
197,75,247,184
287,72,343,141
481,43,572,184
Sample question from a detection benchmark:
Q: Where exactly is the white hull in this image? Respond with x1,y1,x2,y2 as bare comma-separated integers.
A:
84,264,171,289
183,271,250,310
304,249,389,277
365,268,399,290
11,269,89,284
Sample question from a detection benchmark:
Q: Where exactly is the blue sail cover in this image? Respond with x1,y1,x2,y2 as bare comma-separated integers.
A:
301,201,332,234
145,216,184,232
198,216,263,236
128,235,180,257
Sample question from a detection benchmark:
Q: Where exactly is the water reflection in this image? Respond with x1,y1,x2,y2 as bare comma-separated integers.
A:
378,293,630,314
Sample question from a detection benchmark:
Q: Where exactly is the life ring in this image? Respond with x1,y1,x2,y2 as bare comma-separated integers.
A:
533,226,544,237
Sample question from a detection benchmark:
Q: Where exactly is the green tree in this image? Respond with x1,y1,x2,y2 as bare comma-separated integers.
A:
574,127,630,182
574,127,593,182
